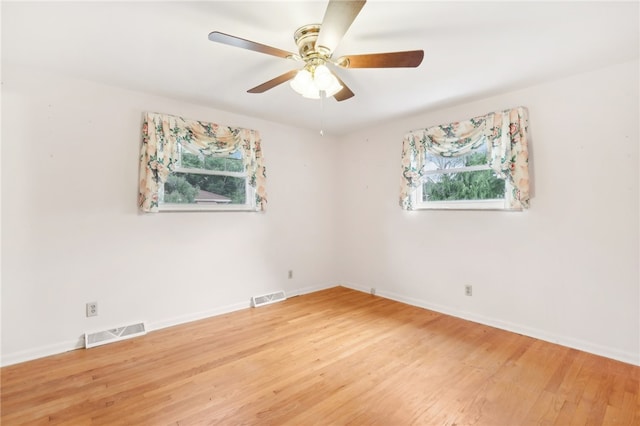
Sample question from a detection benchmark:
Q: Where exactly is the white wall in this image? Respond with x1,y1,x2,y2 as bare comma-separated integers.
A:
1,66,339,365
336,60,639,365
3,60,638,367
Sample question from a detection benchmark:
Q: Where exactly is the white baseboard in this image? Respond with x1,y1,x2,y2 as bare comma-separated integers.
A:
341,282,639,366
146,281,336,331
6,282,635,367
287,282,336,298
0,282,338,367
148,301,251,332
1,300,255,367
2,337,85,367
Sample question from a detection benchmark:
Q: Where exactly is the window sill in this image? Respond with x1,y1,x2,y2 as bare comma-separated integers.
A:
413,199,522,211
159,203,257,212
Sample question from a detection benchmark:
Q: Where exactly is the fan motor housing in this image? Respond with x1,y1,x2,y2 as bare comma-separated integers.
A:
294,24,330,61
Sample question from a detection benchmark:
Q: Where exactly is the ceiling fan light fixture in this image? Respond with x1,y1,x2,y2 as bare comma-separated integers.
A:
290,65,342,99
290,69,313,95
302,87,321,99
313,64,333,90
314,64,343,97
210,0,424,103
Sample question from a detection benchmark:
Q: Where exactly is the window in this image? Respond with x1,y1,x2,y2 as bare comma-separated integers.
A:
414,141,511,210
159,144,254,211
139,112,267,213
399,107,530,211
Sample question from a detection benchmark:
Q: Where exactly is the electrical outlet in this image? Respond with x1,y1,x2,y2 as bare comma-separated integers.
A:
370,288,376,296
288,270,293,279
465,285,473,296
86,302,98,317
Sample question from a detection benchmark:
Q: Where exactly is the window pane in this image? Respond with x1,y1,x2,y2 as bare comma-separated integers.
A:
425,143,489,171
461,144,489,167
423,169,505,201
203,155,244,173
180,149,244,172
424,155,466,171
164,173,246,204
181,151,204,168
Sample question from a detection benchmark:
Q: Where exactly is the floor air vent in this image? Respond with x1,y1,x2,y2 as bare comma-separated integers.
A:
251,290,286,308
85,322,147,349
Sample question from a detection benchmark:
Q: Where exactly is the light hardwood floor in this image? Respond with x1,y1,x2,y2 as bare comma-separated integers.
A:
2,287,639,425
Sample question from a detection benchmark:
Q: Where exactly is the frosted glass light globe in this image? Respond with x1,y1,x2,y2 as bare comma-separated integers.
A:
313,65,334,91
290,69,313,94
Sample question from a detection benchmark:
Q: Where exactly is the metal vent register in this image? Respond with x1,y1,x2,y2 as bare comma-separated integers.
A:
251,290,286,307
85,322,147,349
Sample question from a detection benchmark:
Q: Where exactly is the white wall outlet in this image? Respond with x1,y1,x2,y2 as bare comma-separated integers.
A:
465,285,473,296
371,288,376,295
86,302,98,317
288,270,293,279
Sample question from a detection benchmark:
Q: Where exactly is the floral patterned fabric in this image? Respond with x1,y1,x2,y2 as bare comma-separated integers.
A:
138,112,267,212
400,106,530,210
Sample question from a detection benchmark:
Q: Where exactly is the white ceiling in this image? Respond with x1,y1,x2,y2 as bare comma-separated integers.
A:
2,1,638,135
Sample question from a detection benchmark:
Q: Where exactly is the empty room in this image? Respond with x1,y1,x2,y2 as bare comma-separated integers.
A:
1,1,639,424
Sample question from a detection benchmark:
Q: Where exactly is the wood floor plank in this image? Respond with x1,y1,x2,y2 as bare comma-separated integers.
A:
2,287,638,425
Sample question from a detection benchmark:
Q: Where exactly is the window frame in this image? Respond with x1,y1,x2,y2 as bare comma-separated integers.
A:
411,147,518,211
158,146,256,213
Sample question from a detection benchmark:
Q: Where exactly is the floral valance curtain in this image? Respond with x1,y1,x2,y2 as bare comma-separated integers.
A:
138,112,267,212
400,106,530,210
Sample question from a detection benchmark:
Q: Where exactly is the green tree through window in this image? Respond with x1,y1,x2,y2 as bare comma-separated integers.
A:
422,150,505,202
162,151,247,205
164,175,198,203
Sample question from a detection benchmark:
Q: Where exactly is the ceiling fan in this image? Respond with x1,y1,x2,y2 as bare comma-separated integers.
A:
208,0,424,102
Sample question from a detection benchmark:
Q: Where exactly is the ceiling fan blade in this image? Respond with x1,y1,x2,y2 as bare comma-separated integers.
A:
315,0,366,53
336,50,424,68
332,74,355,102
208,31,296,59
247,69,298,93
